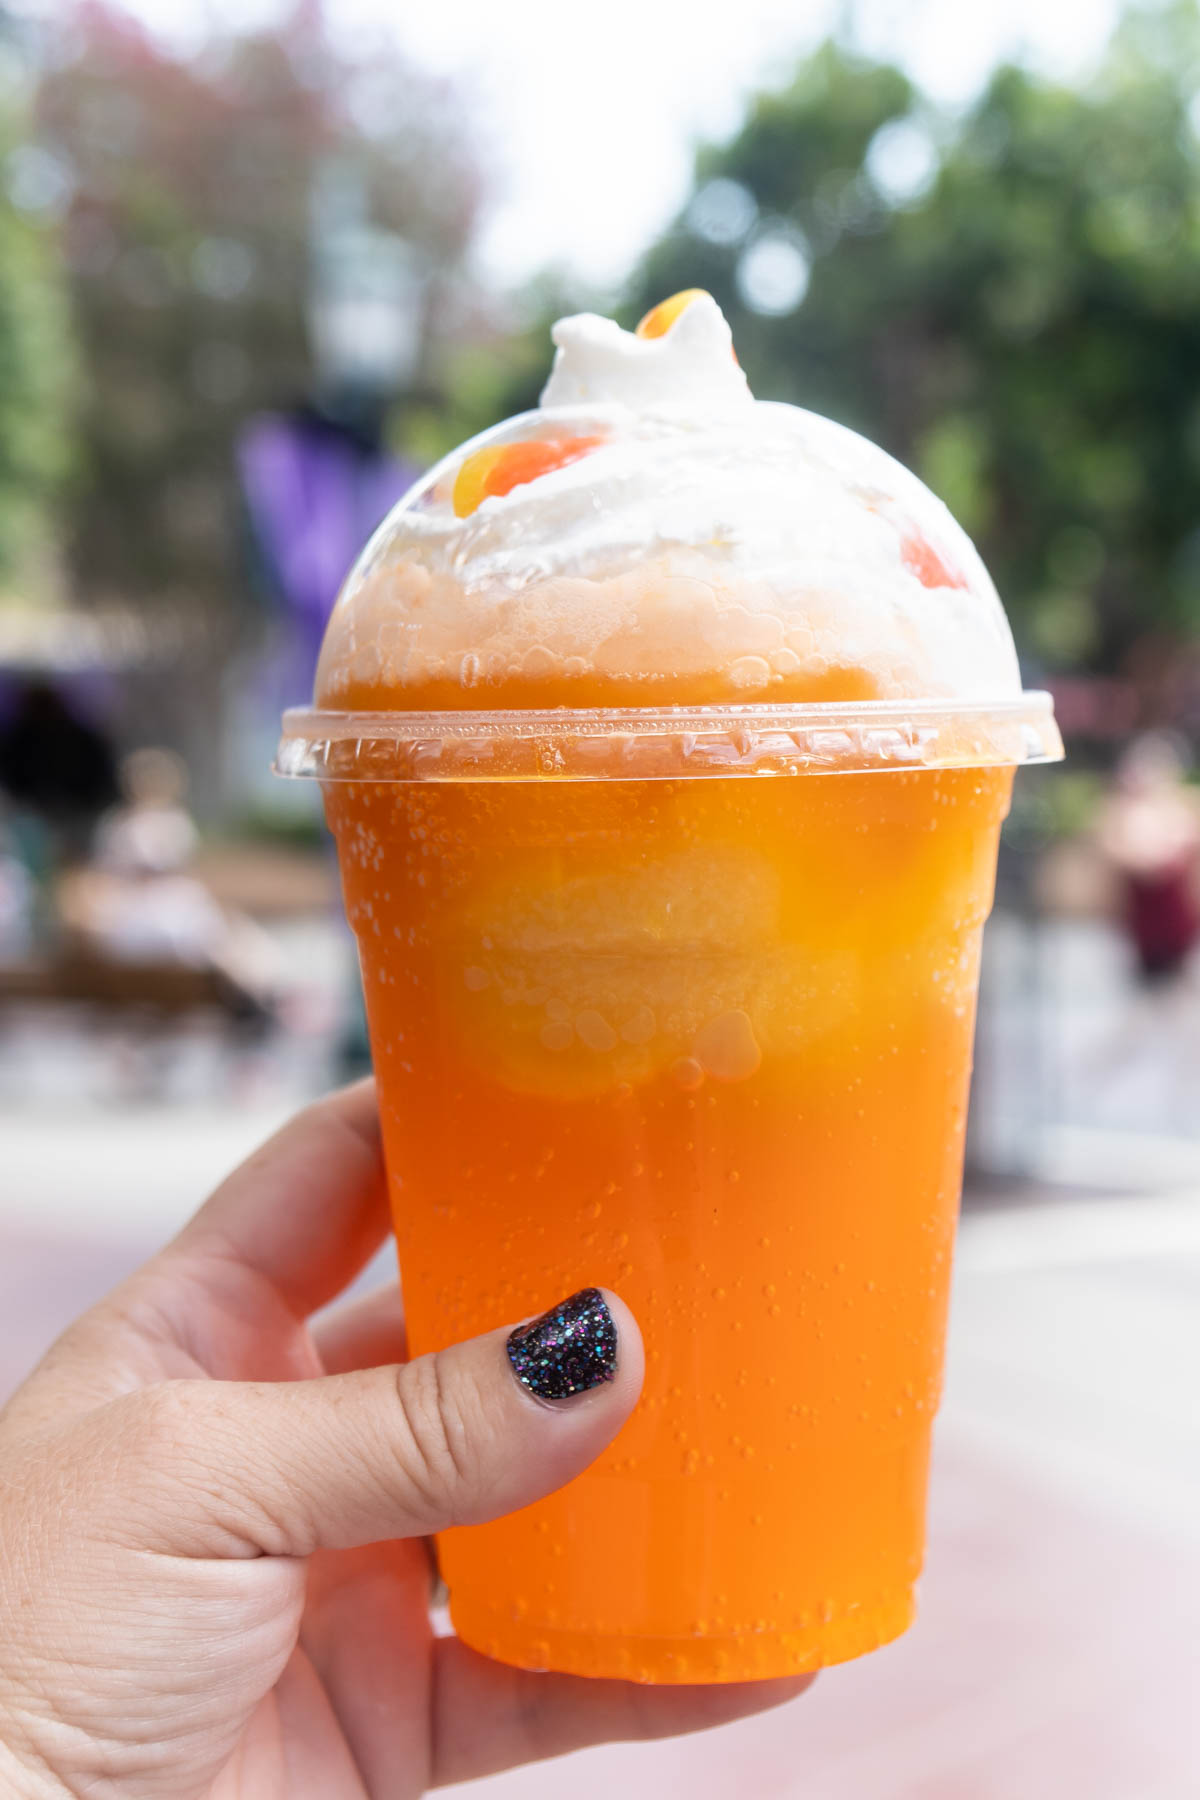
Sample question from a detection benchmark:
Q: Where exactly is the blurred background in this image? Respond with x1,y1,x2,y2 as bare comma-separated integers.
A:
1,0,1198,1793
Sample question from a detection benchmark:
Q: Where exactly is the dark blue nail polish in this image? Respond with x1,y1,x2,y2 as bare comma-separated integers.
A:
507,1288,618,1400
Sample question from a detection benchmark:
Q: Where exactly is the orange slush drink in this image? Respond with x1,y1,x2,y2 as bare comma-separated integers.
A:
281,292,1061,1682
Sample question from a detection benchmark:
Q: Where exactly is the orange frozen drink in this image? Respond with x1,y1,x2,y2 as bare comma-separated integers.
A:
279,292,1061,1681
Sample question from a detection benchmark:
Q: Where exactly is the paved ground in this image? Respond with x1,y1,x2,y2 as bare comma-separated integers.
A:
2,1098,1197,1800
973,914,1200,1186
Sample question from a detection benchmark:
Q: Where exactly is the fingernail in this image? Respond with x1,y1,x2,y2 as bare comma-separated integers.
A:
507,1287,618,1400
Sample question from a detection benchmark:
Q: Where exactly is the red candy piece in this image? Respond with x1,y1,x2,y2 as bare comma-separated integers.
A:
900,531,969,591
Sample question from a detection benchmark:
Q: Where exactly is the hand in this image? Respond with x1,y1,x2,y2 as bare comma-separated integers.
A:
0,1083,810,1798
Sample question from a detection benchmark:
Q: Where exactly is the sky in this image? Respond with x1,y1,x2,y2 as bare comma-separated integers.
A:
84,0,1123,290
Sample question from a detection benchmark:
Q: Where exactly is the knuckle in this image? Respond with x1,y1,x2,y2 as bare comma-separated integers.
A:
115,1382,294,1555
77,1382,213,1544
122,1379,202,1455
118,1379,227,1506
392,1355,475,1524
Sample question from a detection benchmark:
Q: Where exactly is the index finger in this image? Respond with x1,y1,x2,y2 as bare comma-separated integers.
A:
173,1080,391,1318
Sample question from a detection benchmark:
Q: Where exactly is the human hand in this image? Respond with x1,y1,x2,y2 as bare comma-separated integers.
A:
0,1083,810,1798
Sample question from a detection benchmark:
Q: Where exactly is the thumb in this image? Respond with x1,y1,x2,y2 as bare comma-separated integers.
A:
100,1288,641,1559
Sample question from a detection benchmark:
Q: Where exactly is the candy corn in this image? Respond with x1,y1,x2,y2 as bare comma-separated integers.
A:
453,435,603,518
635,289,710,339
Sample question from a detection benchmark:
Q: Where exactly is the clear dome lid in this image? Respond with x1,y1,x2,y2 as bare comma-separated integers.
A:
312,292,1023,717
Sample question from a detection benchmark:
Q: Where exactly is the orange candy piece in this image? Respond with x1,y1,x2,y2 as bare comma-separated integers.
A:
635,289,710,339
453,435,603,518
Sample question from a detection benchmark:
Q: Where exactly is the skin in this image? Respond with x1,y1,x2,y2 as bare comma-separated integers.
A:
0,1081,811,1798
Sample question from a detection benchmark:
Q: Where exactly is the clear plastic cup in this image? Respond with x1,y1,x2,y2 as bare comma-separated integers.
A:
277,692,1062,1681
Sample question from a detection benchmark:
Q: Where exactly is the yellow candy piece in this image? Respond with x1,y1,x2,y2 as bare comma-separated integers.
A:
635,289,710,339
452,445,509,519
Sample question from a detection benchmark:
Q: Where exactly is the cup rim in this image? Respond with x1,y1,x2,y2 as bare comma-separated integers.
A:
276,691,1062,782
281,691,1054,738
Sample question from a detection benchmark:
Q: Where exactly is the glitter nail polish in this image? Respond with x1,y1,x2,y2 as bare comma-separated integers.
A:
507,1287,618,1400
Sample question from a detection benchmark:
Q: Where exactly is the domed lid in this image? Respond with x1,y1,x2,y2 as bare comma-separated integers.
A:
312,291,1022,715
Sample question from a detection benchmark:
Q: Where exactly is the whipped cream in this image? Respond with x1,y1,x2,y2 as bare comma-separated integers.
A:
315,296,1022,707
540,295,752,416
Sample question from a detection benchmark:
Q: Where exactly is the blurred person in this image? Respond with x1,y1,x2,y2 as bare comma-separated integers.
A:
1081,733,1200,1136
0,807,33,959
60,746,281,1014
93,744,199,878
0,1083,809,1796
1097,732,1200,983
0,678,119,863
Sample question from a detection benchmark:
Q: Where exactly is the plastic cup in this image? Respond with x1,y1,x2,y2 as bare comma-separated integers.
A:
277,694,1062,1681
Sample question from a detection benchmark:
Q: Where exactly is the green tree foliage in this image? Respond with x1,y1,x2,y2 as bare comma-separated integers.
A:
620,7,1200,687
0,99,73,598
34,2,484,637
